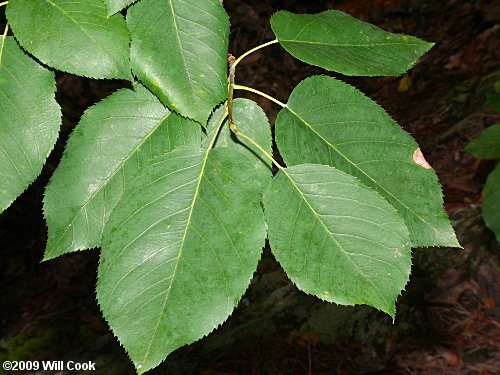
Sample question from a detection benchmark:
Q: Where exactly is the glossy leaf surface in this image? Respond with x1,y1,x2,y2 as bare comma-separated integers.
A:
276,76,458,247
264,164,411,317
483,164,500,241
0,36,60,212
97,146,267,373
464,124,500,159
128,0,230,123
6,0,131,79
43,85,201,260
271,10,433,76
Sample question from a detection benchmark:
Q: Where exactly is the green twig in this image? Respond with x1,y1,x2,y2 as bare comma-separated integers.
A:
0,2,8,7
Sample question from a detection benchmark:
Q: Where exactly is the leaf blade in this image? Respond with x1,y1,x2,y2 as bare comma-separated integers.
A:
97,146,267,373
264,164,411,317
483,163,500,241
276,76,458,247
43,85,201,260
271,10,433,76
204,98,273,175
464,124,500,159
104,0,137,15
6,0,131,79
0,36,61,212
127,0,230,123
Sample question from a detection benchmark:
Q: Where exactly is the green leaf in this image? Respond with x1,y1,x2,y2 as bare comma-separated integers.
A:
6,0,131,79
276,76,458,247
128,0,230,124
97,146,267,373
104,0,137,15
43,85,201,260
483,163,500,241
0,36,60,212
204,98,272,175
464,124,500,159
271,10,433,76
263,164,411,317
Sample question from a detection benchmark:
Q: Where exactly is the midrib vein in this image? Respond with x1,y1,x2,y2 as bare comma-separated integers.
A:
282,169,391,311
140,110,228,365
141,146,208,364
50,112,171,251
168,0,197,102
287,107,433,232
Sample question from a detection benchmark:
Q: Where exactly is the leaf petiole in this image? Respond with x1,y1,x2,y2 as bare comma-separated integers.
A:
231,39,278,70
234,85,287,108
208,108,228,150
0,2,8,7
229,123,283,170
0,23,9,67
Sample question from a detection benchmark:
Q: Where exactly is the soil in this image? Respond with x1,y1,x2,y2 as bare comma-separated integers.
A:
1,1,499,374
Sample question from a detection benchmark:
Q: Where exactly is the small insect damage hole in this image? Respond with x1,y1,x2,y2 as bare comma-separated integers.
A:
413,148,432,169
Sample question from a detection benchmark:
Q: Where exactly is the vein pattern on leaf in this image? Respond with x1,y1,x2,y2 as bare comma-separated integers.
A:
0,36,60,212
276,76,458,247
271,10,433,76
97,146,267,374
43,85,201,260
128,0,230,123
264,164,411,317
6,0,131,79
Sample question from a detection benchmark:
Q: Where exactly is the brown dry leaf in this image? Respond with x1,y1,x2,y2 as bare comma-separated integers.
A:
413,148,432,169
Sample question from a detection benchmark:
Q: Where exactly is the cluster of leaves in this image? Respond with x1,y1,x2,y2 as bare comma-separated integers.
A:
464,124,500,241
0,0,459,373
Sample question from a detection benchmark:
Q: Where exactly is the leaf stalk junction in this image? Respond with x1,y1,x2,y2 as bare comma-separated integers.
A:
226,40,284,170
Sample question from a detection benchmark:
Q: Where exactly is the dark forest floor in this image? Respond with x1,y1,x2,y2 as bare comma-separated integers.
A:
1,1,499,374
